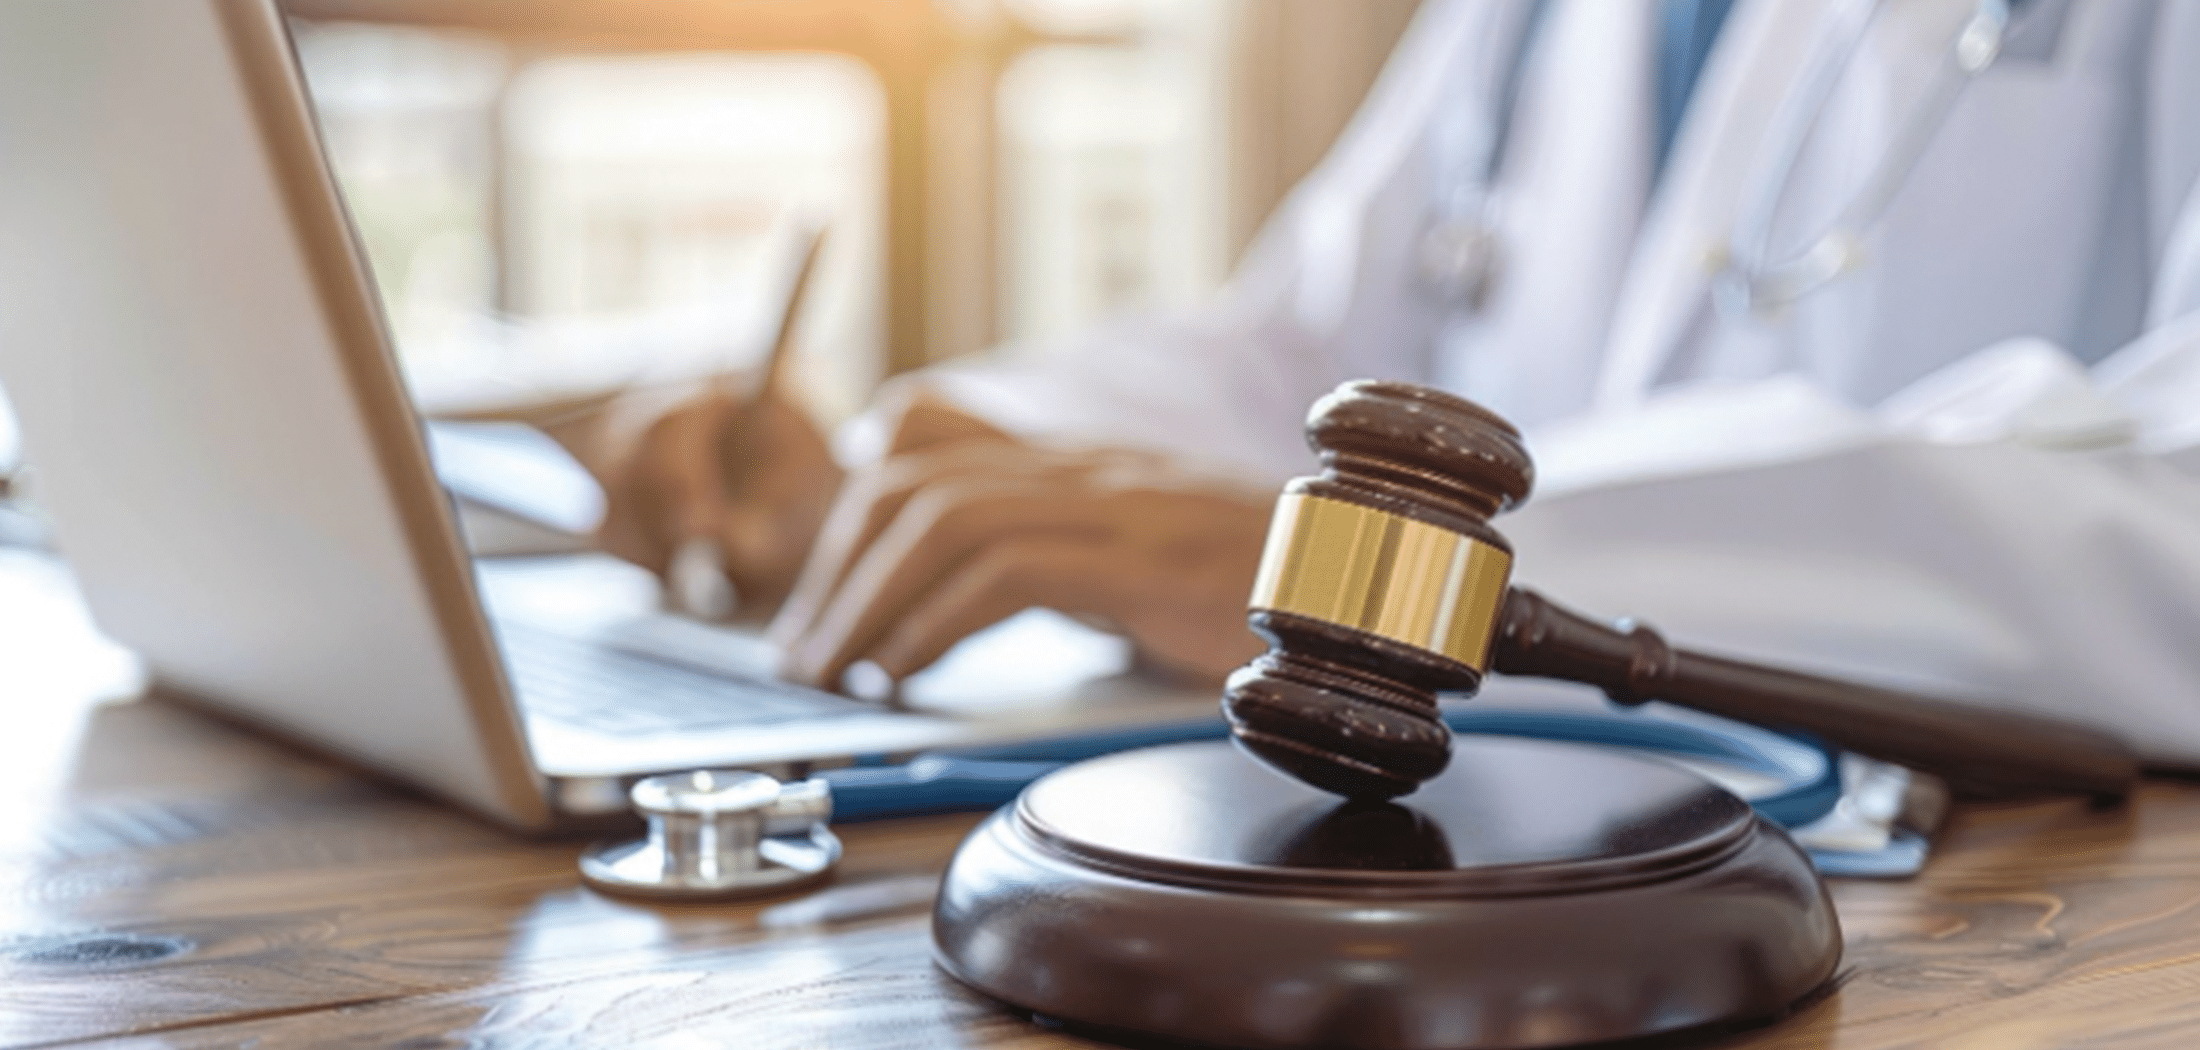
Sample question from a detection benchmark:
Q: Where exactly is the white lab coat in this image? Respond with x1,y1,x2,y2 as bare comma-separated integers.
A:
888,0,2200,764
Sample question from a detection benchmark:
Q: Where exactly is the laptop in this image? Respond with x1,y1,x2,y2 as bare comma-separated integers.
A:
0,0,1212,832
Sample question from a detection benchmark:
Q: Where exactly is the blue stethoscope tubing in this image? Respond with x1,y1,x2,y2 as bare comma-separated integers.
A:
819,707,1842,831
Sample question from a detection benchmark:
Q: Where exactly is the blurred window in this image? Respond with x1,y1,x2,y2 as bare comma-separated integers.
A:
296,25,884,417
502,53,884,417
291,2,1409,417
293,24,507,377
999,4,1232,348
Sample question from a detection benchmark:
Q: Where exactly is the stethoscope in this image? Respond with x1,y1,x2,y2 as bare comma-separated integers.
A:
1710,0,2011,316
1417,0,2013,318
578,705,1874,901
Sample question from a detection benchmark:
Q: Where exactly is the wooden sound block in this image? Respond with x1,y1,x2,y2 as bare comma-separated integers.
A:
932,738,1839,1050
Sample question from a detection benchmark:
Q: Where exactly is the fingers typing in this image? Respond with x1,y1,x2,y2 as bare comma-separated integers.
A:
771,445,1270,691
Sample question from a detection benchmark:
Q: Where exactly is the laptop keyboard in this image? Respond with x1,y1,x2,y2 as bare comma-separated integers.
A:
494,620,875,737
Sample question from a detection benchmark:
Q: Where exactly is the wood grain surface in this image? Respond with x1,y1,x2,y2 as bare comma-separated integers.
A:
6,550,2200,1049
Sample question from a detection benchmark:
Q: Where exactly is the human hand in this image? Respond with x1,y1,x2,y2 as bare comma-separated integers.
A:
593,377,843,620
767,397,1272,692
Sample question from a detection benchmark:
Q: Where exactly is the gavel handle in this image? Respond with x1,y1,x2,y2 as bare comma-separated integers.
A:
1490,587,2138,801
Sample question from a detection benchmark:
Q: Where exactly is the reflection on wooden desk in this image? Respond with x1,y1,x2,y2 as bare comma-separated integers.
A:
4,550,2200,1048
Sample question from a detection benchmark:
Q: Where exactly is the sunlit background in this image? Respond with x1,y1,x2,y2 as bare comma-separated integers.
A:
281,0,1421,424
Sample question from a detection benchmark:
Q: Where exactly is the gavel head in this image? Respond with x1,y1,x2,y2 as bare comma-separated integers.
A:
1222,380,1533,800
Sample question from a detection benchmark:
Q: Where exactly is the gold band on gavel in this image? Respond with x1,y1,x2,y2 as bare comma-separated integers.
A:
1247,493,1514,672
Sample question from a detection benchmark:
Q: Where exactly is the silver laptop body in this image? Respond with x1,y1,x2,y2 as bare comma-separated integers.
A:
0,0,1208,832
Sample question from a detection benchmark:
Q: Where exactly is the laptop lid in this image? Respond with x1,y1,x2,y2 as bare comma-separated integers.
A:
0,0,552,829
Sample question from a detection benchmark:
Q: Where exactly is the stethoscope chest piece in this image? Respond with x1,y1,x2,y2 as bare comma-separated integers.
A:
581,769,840,900
1707,0,2009,320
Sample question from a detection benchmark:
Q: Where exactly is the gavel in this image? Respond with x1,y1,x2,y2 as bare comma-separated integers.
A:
1222,380,2138,802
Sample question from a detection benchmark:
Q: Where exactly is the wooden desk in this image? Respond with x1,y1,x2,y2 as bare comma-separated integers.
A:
5,550,2199,1049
